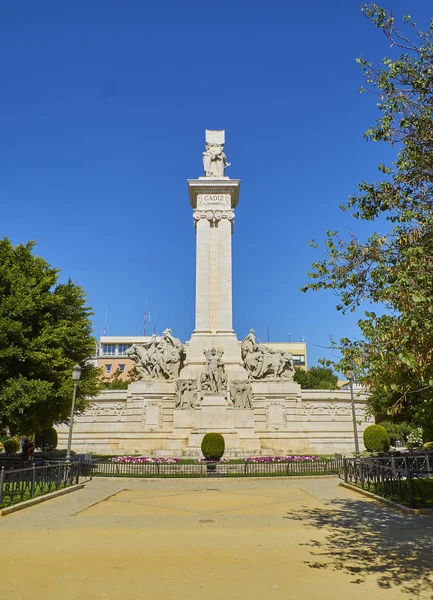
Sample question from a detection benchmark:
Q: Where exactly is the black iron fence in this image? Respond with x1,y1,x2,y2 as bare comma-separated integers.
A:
343,455,433,508
0,462,80,507
87,457,344,479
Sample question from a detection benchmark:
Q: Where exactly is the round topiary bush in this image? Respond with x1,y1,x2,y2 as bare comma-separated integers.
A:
35,427,58,451
201,432,225,461
363,425,391,452
424,441,433,451
3,438,20,455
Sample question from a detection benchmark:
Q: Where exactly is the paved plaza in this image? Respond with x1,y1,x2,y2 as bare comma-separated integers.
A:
0,477,432,599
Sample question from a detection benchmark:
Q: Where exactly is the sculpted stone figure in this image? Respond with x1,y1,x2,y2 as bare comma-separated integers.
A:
175,379,198,409
126,328,185,381
230,380,253,409
241,329,294,381
203,142,231,177
200,347,227,393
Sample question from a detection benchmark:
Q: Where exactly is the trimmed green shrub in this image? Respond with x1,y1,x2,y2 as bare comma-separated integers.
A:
34,449,75,461
3,438,20,454
423,442,433,451
363,425,391,452
35,427,58,451
0,441,3,453
201,433,225,461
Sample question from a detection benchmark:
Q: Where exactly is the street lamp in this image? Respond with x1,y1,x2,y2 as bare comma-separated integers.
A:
347,369,360,458
66,363,82,465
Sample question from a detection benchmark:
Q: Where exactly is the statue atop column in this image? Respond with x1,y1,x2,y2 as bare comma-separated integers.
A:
126,328,185,380
200,347,227,393
202,129,231,178
241,329,295,381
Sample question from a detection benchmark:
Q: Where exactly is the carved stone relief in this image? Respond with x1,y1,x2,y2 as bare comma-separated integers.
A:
265,402,288,431
86,402,125,417
141,401,163,431
175,380,198,409
126,328,184,381
241,330,294,381
230,380,253,409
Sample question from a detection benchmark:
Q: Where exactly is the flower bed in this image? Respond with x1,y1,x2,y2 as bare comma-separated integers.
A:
108,456,180,464
244,455,321,463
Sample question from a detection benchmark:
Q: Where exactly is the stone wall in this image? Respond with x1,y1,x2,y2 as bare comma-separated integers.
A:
56,384,372,456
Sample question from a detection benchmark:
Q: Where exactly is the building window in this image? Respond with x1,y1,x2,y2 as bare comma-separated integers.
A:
105,364,112,374
119,364,125,373
102,344,116,356
117,344,131,355
292,355,306,366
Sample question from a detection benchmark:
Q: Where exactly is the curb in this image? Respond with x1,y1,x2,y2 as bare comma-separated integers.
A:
339,481,433,516
92,474,340,482
0,483,85,516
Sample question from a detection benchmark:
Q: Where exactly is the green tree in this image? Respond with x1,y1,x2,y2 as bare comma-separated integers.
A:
98,366,141,390
0,238,99,434
302,5,433,425
293,366,338,390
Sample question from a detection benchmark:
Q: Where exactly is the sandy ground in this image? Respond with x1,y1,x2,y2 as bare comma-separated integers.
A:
0,476,432,600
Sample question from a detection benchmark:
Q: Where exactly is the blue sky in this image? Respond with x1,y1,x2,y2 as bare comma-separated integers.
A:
1,1,430,367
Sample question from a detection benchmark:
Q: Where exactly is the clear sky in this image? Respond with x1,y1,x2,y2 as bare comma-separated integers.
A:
2,1,431,367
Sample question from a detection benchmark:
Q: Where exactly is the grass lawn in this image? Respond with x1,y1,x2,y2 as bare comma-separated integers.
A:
0,483,57,508
357,477,433,508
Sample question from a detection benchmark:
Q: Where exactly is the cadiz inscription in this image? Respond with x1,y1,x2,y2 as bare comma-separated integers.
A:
197,194,230,206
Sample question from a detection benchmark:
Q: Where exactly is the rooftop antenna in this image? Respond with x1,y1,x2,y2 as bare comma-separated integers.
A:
103,309,109,336
267,326,270,342
143,306,149,336
288,332,291,342
153,317,157,336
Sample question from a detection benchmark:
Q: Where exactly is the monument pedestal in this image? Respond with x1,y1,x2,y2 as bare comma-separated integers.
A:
186,394,260,454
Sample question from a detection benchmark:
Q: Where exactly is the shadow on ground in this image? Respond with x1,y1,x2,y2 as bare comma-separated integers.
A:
285,497,433,597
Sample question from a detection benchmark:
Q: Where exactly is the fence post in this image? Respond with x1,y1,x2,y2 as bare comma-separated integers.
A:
57,461,61,489
343,459,348,482
0,466,4,504
31,464,36,498
426,452,431,477
359,459,364,489
381,466,385,497
407,462,415,508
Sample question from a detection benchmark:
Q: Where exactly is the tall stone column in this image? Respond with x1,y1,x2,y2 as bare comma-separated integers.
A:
194,215,211,333
217,212,234,333
183,129,245,378
190,199,237,335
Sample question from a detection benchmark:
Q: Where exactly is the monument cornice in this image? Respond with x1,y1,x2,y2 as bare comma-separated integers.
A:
187,178,240,209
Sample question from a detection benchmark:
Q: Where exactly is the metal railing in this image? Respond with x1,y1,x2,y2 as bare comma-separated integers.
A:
0,462,80,507
87,457,344,479
343,456,433,508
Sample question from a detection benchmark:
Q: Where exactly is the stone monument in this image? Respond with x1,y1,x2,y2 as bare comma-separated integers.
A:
56,130,372,456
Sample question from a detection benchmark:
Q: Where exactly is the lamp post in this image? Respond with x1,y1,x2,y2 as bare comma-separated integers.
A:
347,370,360,458
66,363,82,465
